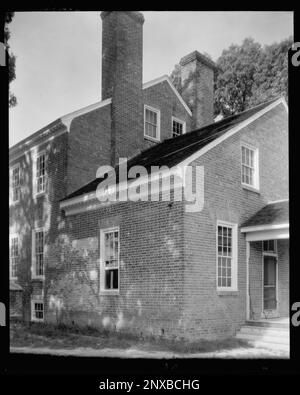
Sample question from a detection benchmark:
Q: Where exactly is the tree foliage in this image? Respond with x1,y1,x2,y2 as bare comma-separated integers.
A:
170,36,292,117
5,12,17,107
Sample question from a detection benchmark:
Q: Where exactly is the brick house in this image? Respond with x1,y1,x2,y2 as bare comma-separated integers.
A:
9,11,289,340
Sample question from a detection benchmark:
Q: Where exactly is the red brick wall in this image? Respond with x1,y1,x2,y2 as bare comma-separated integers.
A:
67,104,111,195
180,53,215,129
9,130,68,322
47,197,186,338
181,103,288,339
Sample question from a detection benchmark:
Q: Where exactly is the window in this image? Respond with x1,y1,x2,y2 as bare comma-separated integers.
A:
32,229,44,278
241,144,259,189
217,221,238,291
172,117,186,138
31,299,44,322
263,240,277,254
100,227,119,292
10,235,19,279
11,164,21,202
35,152,46,195
144,105,160,141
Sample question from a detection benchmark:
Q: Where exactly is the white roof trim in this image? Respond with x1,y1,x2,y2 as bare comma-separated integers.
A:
178,97,287,168
241,223,289,233
10,98,112,161
61,98,112,130
267,198,289,204
143,75,192,117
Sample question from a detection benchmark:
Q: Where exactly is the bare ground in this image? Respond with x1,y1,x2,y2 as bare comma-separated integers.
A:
10,322,289,359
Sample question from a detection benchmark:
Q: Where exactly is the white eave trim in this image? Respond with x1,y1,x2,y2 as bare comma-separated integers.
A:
241,222,289,233
61,98,112,129
143,75,192,117
9,98,112,162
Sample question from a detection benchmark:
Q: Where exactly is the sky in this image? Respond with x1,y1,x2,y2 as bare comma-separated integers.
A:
8,11,293,147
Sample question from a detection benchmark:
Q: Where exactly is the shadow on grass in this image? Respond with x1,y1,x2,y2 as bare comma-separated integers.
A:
10,322,252,354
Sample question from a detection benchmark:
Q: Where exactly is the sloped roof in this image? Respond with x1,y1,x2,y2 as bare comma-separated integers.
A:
62,97,282,202
242,200,289,228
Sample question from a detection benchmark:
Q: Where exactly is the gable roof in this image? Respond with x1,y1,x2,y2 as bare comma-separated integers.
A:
61,96,285,204
143,75,192,116
241,200,289,229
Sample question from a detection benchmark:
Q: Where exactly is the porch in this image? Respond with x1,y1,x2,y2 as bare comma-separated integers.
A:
241,199,289,322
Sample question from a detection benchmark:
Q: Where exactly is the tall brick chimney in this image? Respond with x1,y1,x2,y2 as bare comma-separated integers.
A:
179,51,218,129
101,11,144,167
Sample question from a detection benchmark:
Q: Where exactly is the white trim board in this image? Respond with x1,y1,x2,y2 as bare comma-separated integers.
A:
9,98,112,162
241,223,289,233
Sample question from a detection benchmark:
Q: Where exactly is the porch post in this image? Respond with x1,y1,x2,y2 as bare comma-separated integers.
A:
246,240,250,321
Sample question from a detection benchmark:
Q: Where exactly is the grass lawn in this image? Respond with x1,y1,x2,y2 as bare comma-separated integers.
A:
10,321,252,355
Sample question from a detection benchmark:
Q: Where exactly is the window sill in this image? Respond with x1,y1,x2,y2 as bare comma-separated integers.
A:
31,276,45,281
100,290,119,296
33,192,46,199
217,290,238,296
31,318,44,323
144,135,160,143
242,184,260,194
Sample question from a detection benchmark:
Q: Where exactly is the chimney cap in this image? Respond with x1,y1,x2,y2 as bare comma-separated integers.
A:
180,50,219,72
100,11,145,24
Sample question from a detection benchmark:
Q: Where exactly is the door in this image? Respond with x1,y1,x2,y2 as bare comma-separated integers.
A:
263,255,277,312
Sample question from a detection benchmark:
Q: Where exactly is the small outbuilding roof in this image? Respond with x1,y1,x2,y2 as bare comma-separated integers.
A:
242,200,289,229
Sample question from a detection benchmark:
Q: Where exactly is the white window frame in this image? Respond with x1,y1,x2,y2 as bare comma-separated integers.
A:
10,234,19,280
32,228,45,280
10,163,21,204
31,297,44,322
216,220,238,291
33,150,47,197
241,143,259,190
172,116,186,138
99,226,120,295
144,105,161,142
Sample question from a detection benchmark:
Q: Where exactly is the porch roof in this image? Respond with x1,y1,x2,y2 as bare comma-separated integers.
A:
241,200,289,241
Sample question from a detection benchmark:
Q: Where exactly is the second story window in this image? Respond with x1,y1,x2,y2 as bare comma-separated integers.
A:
172,117,186,138
10,235,19,279
36,153,46,194
11,164,21,203
241,144,259,190
144,105,160,141
32,229,44,278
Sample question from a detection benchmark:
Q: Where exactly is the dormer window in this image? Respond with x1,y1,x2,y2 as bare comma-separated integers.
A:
172,117,186,138
144,105,160,142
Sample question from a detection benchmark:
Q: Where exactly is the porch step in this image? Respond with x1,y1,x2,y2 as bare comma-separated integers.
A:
236,322,290,350
246,320,289,329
